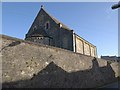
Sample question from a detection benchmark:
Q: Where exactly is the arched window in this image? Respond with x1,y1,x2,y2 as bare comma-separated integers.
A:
46,23,49,29
45,21,50,30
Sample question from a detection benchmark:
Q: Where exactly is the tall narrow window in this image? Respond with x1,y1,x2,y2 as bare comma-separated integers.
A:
45,21,50,30
46,23,49,29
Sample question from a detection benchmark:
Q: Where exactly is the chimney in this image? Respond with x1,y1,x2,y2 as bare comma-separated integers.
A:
58,23,62,28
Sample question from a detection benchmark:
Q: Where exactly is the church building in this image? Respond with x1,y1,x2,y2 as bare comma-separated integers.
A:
25,5,97,57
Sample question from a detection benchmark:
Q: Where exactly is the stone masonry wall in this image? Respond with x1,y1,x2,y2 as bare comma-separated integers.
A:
25,8,73,51
1,35,120,88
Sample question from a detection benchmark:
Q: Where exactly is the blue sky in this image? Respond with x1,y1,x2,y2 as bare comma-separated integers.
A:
2,2,118,57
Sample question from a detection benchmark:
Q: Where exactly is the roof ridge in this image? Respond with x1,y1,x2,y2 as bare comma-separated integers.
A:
41,7,72,31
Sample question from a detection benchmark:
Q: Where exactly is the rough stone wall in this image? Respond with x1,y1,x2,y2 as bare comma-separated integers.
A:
27,37,50,45
25,8,73,51
60,28,73,51
26,8,59,46
1,35,119,88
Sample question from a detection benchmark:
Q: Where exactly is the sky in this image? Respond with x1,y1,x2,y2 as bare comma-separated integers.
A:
2,2,118,57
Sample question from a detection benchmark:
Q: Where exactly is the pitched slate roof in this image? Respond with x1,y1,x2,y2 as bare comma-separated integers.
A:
41,7,72,31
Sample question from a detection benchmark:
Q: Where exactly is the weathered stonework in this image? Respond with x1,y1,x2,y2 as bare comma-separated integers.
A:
25,6,97,57
1,35,120,88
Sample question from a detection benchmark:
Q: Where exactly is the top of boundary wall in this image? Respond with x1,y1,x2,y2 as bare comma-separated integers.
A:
1,34,96,58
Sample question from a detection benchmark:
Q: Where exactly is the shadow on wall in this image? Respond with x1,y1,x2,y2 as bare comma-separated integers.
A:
2,58,117,88
1,41,21,52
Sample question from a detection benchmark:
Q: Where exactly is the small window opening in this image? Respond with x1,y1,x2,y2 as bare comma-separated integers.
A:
45,22,50,30
46,23,49,29
37,37,43,39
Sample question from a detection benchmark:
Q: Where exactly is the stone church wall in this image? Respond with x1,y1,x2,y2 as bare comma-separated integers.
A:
25,8,96,56
60,28,73,51
25,8,74,51
1,35,119,88
75,35,97,57
25,8,60,47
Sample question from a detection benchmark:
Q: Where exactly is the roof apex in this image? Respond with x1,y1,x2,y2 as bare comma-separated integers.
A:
41,5,44,8
39,6,72,31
